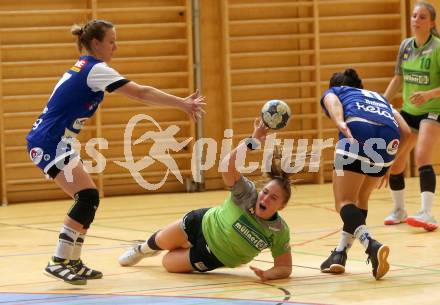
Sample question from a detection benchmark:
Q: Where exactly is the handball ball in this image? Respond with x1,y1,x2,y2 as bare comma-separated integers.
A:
261,99,291,129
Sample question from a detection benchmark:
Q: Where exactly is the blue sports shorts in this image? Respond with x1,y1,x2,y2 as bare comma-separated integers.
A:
334,118,400,177
27,139,79,179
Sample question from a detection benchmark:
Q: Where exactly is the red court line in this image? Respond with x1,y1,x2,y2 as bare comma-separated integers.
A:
292,229,340,247
309,204,337,213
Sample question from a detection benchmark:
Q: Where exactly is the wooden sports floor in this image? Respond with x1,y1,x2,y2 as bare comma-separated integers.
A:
1,177,439,305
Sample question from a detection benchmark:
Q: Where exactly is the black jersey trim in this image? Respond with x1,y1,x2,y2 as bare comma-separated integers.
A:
106,79,130,92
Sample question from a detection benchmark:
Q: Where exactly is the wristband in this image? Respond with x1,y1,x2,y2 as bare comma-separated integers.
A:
245,137,259,150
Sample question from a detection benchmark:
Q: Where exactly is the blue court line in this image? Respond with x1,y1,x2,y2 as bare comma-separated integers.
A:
0,293,324,305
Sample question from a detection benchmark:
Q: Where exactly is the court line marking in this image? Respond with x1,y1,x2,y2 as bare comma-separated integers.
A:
0,292,328,305
262,282,292,305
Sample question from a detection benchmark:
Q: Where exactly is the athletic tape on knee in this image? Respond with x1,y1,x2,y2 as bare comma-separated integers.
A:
68,188,100,229
389,173,405,191
340,204,366,235
419,165,436,193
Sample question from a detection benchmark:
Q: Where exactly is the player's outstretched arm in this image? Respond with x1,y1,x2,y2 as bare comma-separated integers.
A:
323,93,353,140
249,252,292,281
114,82,205,121
220,118,268,187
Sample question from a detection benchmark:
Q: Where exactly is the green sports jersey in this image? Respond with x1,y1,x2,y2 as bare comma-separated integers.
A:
396,35,440,115
202,176,291,268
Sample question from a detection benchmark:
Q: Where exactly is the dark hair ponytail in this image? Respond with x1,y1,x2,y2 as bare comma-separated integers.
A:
329,68,364,89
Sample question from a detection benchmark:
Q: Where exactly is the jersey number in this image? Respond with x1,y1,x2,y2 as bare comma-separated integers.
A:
48,72,72,100
33,73,72,131
360,89,386,103
421,57,431,70
32,118,43,130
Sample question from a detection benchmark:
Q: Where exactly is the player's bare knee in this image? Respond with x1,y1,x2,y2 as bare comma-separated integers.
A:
162,252,192,273
390,159,407,174
336,200,356,212
67,188,100,230
161,253,175,272
415,155,431,168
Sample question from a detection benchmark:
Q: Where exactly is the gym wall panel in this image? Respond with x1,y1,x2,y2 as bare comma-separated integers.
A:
0,0,195,204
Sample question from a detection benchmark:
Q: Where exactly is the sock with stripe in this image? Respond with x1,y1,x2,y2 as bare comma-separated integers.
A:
71,233,86,261
53,225,80,261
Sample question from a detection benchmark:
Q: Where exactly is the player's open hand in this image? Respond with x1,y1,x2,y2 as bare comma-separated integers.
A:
183,89,206,121
249,266,268,282
410,91,431,106
251,118,269,147
336,121,354,141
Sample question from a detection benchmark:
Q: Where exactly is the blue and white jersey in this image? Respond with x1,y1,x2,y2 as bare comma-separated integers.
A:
320,86,399,133
27,55,129,145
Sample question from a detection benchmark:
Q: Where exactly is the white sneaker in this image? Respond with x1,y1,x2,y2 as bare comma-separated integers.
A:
118,244,160,266
384,209,407,225
406,211,438,231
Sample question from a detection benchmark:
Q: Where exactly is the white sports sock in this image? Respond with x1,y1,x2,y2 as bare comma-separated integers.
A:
354,225,371,250
335,231,355,252
54,225,80,260
421,191,435,213
140,242,153,254
71,233,86,261
390,189,405,211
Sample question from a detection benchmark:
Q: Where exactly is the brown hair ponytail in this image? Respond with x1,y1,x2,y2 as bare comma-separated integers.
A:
71,19,114,53
266,145,293,204
415,1,439,38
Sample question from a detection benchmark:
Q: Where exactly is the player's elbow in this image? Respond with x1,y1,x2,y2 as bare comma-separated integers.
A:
138,85,155,101
281,266,292,278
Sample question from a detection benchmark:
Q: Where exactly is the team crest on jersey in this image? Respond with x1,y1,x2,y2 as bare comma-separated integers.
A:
70,60,88,73
29,147,44,165
403,46,412,60
386,139,400,156
85,101,99,111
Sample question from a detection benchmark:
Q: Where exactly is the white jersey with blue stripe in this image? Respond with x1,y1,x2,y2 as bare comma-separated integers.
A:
320,86,399,132
27,55,128,145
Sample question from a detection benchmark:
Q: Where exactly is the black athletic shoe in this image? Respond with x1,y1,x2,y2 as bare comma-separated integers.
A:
44,258,87,285
68,259,103,279
320,249,347,274
365,238,390,280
